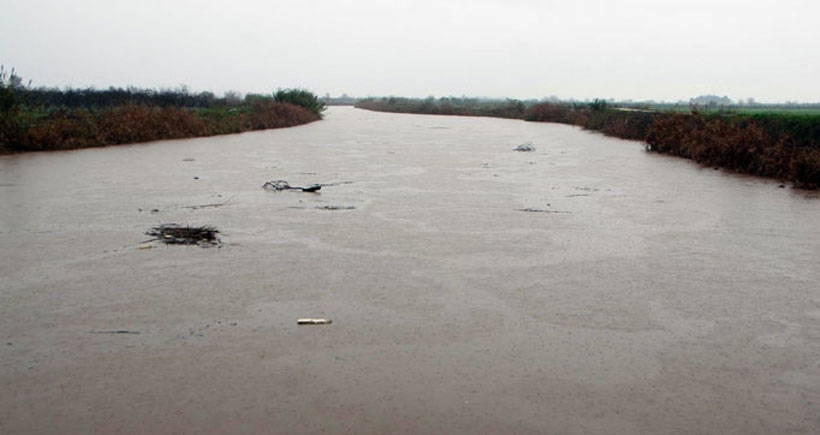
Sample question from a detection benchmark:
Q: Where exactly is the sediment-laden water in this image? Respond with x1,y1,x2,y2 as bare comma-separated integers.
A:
1,107,819,434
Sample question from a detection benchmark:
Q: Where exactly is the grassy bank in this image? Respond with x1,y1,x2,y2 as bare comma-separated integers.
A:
356,97,820,188
0,69,325,153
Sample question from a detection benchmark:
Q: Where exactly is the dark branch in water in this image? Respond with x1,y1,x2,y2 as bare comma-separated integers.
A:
88,330,140,334
262,180,322,192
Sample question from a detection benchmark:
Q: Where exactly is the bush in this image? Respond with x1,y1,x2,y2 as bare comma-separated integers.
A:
644,112,820,186
273,89,326,117
524,102,578,124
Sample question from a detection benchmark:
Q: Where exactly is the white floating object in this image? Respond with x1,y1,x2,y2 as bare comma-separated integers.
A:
297,318,332,325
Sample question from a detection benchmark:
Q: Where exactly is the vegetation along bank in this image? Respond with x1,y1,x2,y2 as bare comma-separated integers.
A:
356,97,820,189
0,68,326,154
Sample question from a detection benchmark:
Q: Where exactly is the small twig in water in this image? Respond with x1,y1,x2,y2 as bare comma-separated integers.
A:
182,194,237,209
88,330,140,334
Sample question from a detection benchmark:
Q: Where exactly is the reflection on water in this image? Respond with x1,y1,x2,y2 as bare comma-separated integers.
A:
1,107,819,434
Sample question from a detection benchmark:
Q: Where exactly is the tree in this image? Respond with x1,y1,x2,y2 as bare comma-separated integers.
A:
689,94,733,106
0,66,32,151
590,98,608,111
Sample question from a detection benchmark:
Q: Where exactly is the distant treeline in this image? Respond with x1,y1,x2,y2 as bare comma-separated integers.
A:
325,95,361,106
1,68,326,153
26,86,224,110
356,97,820,188
357,96,529,119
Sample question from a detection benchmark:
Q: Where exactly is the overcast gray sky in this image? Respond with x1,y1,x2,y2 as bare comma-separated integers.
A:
1,0,818,102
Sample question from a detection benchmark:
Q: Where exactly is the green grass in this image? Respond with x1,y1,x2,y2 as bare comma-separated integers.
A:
736,108,820,115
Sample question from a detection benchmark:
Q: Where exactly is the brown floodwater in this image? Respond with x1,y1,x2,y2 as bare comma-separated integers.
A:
1,106,819,434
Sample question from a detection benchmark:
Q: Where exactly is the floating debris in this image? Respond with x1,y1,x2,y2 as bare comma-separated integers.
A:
146,224,220,246
316,205,356,210
514,142,536,152
182,194,235,210
516,208,572,214
320,181,354,187
298,318,332,325
263,180,322,192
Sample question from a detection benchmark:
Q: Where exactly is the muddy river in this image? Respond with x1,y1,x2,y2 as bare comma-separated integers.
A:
1,106,819,434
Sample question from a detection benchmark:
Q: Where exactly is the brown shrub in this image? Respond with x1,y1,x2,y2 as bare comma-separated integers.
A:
524,103,579,124
645,113,820,186
790,147,820,188
96,105,209,144
246,101,318,130
25,110,101,150
8,102,318,153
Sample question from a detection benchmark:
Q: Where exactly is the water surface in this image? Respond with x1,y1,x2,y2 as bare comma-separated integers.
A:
1,107,819,434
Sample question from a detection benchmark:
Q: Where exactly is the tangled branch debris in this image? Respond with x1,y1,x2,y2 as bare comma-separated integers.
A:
146,224,220,246
262,180,322,192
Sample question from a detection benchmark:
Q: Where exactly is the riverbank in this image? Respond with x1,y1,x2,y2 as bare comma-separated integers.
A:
0,72,325,153
1,101,319,154
356,98,820,188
